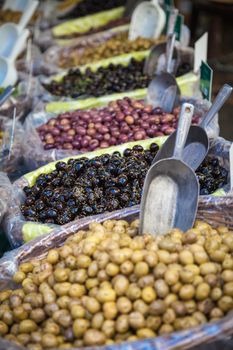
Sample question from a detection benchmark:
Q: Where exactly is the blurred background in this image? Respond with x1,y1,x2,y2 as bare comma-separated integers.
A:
175,0,233,140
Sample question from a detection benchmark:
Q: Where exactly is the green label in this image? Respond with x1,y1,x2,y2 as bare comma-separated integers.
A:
164,0,174,6
164,10,183,41
200,61,213,101
174,14,183,41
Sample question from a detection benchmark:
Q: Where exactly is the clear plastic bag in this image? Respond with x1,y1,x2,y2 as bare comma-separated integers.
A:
0,172,11,224
35,50,151,104
0,117,25,179
3,132,230,247
0,205,233,350
36,9,128,52
23,96,218,171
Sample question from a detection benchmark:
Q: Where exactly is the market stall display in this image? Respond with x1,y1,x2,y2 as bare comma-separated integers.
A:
0,2,232,350
56,32,162,68
44,58,150,98
58,0,127,19
23,94,218,171
52,7,127,39
0,206,233,349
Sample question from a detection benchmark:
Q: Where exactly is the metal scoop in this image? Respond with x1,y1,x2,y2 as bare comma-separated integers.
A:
128,1,166,40
139,103,199,236
147,33,180,112
152,84,233,170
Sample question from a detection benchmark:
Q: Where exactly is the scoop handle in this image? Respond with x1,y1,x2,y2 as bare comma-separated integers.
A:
173,103,194,160
9,29,30,62
18,0,39,31
166,33,176,74
200,84,233,129
0,86,14,107
167,7,178,35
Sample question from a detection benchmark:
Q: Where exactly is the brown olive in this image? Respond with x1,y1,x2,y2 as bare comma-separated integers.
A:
41,334,58,348
158,324,174,335
103,301,118,320
85,297,101,314
218,296,233,312
30,309,46,323
101,320,115,338
195,283,211,300
149,300,167,316
154,279,169,298
0,321,8,335
96,288,116,303
146,316,161,331
164,269,179,286
13,271,26,284
129,312,145,329
179,251,194,265
19,319,37,333
162,308,176,324
115,315,129,334
137,328,156,338
73,319,90,338
113,275,129,296
126,283,141,301
83,329,106,346
171,301,187,317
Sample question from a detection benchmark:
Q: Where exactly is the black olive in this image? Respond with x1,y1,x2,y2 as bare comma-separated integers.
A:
54,202,64,211
70,207,79,216
200,188,209,195
67,199,76,207
55,161,67,171
117,175,128,187
46,209,58,218
23,145,227,226
82,206,93,215
133,145,143,152
35,200,45,212
42,188,53,198
150,143,159,153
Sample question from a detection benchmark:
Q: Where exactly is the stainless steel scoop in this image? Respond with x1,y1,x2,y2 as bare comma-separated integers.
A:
147,33,180,112
152,84,233,170
140,103,199,236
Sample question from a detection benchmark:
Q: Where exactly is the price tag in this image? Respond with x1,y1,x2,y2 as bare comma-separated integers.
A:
200,61,213,101
194,32,208,73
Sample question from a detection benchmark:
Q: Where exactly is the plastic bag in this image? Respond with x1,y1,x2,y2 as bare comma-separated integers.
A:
0,172,11,224
35,8,127,51
23,96,214,171
52,7,125,37
38,50,151,103
3,133,230,247
0,117,25,179
0,205,233,350
0,88,33,123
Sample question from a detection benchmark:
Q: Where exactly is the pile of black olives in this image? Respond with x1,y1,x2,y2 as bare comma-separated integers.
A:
21,144,159,224
21,142,228,225
197,158,228,195
44,59,150,98
62,0,127,19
